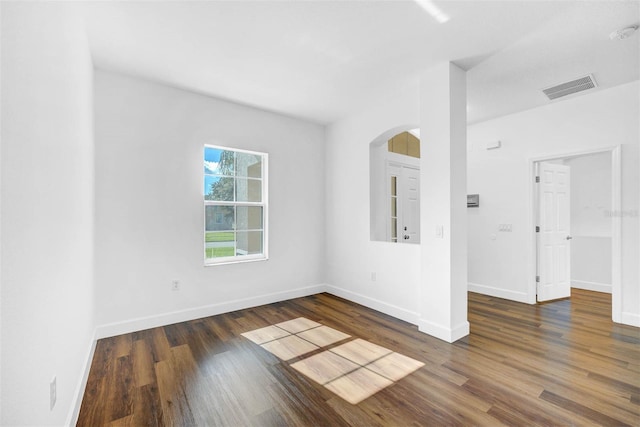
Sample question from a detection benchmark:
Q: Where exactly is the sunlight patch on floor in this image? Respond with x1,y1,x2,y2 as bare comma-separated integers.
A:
242,317,424,404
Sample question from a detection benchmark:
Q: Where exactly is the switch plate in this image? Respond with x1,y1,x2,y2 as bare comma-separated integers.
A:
371,272,376,282
435,225,444,238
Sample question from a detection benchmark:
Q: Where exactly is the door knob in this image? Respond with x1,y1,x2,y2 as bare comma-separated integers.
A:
566,236,573,240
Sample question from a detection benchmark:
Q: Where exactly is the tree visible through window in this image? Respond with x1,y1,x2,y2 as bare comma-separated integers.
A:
204,145,267,264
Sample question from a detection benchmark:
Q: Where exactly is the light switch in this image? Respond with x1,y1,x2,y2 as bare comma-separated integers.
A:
435,225,444,238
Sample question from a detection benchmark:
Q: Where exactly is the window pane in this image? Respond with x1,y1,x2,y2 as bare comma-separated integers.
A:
391,218,397,239
236,152,262,178
236,178,262,202
204,145,267,264
205,232,236,259
236,231,262,255
205,205,235,231
391,176,397,196
205,176,234,201
391,197,397,217
236,206,263,230
204,147,235,175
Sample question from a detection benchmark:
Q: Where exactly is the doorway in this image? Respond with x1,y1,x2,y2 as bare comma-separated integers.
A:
530,147,621,320
387,163,420,243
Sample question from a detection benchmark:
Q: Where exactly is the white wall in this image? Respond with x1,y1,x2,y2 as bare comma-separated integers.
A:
566,153,612,237
1,2,95,425
468,81,639,325
418,63,469,342
0,3,3,421
94,70,326,334
327,64,470,341
325,80,422,323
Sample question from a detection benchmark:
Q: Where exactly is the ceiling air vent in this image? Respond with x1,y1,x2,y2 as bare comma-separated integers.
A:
542,75,597,100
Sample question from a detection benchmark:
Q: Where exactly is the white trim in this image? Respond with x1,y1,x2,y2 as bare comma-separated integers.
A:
528,146,622,323
571,280,611,294
96,284,325,339
65,329,98,427
529,146,621,163
204,253,268,266
204,145,269,265
417,318,470,343
386,151,420,168
611,146,622,323
468,282,532,304
621,311,640,328
527,160,538,305
324,284,419,325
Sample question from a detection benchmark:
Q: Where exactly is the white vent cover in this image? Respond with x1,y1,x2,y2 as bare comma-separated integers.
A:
542,75,597,100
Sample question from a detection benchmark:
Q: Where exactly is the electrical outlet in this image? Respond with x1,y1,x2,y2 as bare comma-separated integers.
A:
171,280,181,291
50,376,57,411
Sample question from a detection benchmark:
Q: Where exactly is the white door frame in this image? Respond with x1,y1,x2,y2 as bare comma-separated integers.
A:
386,160,420,243
528,146,621,321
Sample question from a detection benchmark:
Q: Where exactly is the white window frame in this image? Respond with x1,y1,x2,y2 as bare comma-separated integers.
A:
204,144,268,266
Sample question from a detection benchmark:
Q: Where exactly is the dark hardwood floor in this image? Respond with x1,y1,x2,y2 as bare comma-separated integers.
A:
77,289,640,426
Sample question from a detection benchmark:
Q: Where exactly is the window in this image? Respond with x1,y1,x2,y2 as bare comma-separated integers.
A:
204,145,268,265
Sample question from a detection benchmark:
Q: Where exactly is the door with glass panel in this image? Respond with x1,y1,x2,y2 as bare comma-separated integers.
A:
387,163,420,244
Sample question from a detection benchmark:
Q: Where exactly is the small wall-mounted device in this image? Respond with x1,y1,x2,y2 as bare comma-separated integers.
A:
467,194,479,208
486,140,501,150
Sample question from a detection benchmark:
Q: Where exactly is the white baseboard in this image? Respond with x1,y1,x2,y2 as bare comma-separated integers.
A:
468,282,532,304
417,318,469,343
621,311,640,328
325,284,471,343
571,280,612,294
65,329,98,427
95,284,326,339
324,284,419,325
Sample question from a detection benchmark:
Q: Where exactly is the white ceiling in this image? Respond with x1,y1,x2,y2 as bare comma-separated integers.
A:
80,0,640,125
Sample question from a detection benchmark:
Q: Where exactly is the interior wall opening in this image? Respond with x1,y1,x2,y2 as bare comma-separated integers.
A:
370,127,421,244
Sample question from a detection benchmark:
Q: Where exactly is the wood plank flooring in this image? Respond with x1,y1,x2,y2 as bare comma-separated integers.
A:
77,289,640,426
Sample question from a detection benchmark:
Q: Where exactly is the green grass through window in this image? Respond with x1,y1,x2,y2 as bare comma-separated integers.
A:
205,231,234,242
206,247,235,258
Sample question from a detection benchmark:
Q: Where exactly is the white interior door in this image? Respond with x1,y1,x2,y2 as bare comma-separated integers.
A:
537,162,571,302
387,164,420,244
401,167,420,243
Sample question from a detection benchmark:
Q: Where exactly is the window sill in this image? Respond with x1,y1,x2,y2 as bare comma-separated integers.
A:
204,255,268,267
